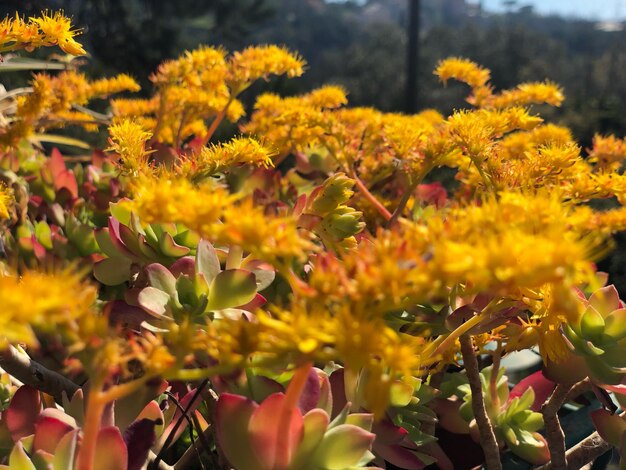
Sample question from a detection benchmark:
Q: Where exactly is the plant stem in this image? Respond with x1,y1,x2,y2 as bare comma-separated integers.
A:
459,334,502,470
349,170,392,221
276,363,312,467
542,384,569,470
77,389,105,470
387,178,419,227
201,97,233,146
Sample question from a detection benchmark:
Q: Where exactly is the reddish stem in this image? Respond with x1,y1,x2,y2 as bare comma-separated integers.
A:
351,173,392,221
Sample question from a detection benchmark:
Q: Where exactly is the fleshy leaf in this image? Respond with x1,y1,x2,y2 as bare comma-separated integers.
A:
124,419,157,470
159,232,190,258
145,264,178,298
207,269,258,311
8,440,35,470
215,394,259,470
580,306,605,340
589,285,621,316
196,239,221,284
94,427,128,470
52,429,78,470
6,386,41,442
591,408,626,446
291,409,330,469
248,392,304,469
310,423,375,470
604,309,626,340
94,257,132,286
137,287,171,317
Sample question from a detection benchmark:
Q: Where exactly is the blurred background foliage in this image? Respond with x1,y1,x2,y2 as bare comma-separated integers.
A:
3,0,626,290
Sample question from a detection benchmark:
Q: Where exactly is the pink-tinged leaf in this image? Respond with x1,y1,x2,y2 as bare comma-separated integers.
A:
299,368,322,414
591,408,626,446
298,213,322,231
207,269,258,311
159,232,190,258
291,409,330,469
124,419,157,470
416,182,447,208
94,228,121,258
53,429,78,470
62,389,84,427
145,264,177,297
589,285,621,316
248,392,304,469
215,394,259,470
196,239,221,284
49,148,78,198
6,386,41,442
33,410,76,454
31,236,46,260
107,218,138,259
310,423,375,469
293,194,308,216
238,293,267,311
509,371,556,412
137,287,171,317
135,401,164,424
94,427,128,470
316,370,333,416
170,257,196,278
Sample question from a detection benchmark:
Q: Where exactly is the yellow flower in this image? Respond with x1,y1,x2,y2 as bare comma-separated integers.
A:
0,185,12,220
0,269,96,347
228,45,305,91
29,11,85,55
178,136,276,179
107,119,153,176
88,74,141,97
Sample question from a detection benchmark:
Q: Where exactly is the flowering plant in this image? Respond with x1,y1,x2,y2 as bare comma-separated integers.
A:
0,11,625,470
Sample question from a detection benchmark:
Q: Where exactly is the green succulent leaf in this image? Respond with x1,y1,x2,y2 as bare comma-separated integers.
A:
93,257,132,286
580,306,606,341
207,269,257,311
310,424,375,470
159,232,190,258
604,309,626,340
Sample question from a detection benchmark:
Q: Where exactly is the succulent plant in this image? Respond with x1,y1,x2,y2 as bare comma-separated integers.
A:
121,239,273,326
215,367,378,470
561,284,626,385
454,367,550,464
93,202,201,286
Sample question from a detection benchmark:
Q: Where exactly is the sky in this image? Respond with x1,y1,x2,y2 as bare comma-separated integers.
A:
481,0,626,21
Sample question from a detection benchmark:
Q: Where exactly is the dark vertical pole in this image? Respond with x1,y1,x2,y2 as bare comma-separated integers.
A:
406,0,420,113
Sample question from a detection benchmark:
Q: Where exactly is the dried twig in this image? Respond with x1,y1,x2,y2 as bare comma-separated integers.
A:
0,345,79,403
459,334,502,470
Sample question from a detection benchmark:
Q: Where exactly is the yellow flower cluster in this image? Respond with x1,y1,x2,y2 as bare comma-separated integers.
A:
178,136,276,180
0,268,96,347
112,44,305,145
1,71,139,147
107,120,153,176
0,11,85,55
125,173,314,264
0,185,14,220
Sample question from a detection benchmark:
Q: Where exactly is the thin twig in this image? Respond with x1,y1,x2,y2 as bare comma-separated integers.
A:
459,334,502,470
0,345,79,403
542,384,570,470
164,391,205,470
150,380,209,470
536,429,613,470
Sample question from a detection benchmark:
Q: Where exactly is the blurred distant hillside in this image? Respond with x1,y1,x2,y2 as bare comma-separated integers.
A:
4,0,626,288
